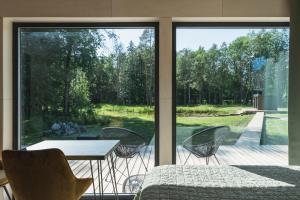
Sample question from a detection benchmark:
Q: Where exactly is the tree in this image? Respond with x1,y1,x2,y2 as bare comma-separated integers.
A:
175,29,289,106
177,49,195,105
70,69,90,111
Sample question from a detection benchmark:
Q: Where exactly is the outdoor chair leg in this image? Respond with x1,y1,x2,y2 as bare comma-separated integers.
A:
205,157,210,165
138,152,148,171
105,156,128,184
214,154,220,165
184,152,192,165
3,186,12,200
125,158,131,178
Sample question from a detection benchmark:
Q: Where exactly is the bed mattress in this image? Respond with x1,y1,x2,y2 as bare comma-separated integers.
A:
134,165,300,200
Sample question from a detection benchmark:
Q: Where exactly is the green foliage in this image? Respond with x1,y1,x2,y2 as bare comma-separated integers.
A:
20,28,156,136
176,114,254,145
70,69,90,110
74,107,97,124
20,27,289,147
96,104,154,114
176,105,249,116
21,104,252,147
176,29,289,106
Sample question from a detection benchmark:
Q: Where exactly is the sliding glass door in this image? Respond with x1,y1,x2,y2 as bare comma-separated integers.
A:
14,23,159,194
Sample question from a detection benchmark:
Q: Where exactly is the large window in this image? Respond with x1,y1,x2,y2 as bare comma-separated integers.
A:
14,23,159,194
173,23,289,165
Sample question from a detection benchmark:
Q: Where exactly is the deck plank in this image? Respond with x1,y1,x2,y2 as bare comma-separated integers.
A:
71,144,288,194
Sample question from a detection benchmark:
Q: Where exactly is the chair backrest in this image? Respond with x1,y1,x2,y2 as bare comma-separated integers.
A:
101,127,147,146
101,127,147,158
2,149,78,200
182,126,230,157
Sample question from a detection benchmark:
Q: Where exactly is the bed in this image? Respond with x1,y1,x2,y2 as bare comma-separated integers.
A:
134,165,300,200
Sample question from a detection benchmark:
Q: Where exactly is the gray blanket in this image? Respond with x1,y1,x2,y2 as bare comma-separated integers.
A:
134,165,300,200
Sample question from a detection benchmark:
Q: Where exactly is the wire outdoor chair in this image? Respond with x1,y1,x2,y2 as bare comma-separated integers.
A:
182,126,230,165
100,127,148,182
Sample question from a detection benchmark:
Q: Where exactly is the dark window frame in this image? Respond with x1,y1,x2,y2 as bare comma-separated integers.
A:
172,22,290,164
13,22,160,167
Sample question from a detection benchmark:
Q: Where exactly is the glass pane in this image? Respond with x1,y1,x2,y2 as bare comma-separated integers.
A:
19,26,156,194
175,27,289,165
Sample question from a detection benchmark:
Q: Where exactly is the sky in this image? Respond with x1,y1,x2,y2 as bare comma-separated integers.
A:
102,29,145,54
176,28,252,51
101,28,288,53
104,28,255,53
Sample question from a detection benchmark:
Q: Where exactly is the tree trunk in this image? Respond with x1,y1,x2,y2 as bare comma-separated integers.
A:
221,90,224,105
63,43,73,115
188,85,191,105
183,85,187,105
214,92,217,105
199,91,202,105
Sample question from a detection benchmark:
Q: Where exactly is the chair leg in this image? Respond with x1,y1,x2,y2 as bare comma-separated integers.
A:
214,154,220,165
138,152,148,172
205,157,210,165
106,156,123,181
184,152,192,165
125,158,131,178
3,186,12,200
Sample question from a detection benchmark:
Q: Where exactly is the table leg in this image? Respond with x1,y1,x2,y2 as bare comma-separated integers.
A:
100,160,104,198
110,154,119,199
97,160,104,200
107,156,118,200
90,160,97,200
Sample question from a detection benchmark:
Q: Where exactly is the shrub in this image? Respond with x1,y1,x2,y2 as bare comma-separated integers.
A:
97,116,112,126
74,107,97,125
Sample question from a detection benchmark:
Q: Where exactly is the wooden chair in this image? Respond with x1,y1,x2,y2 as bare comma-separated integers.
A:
2,149,92,200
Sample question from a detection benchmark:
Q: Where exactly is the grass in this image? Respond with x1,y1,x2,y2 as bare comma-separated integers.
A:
176,104,249,116
261,113,288,145
176,114,254,145
21,116,155,147
21,104,254,147
95,104,154,115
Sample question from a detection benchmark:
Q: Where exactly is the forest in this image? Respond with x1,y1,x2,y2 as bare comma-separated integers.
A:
21,28,156,126
20,28,289,144
176,29,289,106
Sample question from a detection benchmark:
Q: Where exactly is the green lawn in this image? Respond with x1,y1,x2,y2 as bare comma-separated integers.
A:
261,113,288,145
176,114,253,145
21,104,254,147
176,105,249,116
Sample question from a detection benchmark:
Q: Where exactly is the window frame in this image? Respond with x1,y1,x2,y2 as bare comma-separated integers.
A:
13,22,160,168
172,22,290,164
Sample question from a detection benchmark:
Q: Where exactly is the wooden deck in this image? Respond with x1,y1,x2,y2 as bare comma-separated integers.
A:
176,145,288,166
69,145,155,194
70,144,288,195
70,112,288,194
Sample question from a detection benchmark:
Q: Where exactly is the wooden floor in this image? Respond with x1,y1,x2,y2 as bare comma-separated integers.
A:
69,145,155,194
70,144,288,195
177,145,288,166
